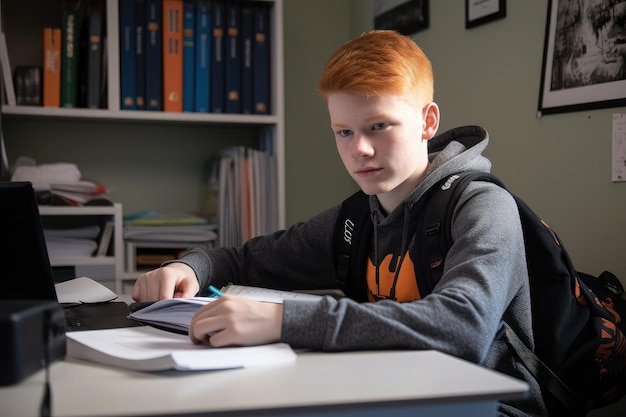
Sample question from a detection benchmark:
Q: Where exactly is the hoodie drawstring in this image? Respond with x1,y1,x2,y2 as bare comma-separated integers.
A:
373,204,412,301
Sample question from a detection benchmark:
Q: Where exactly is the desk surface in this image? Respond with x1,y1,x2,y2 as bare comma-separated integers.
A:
0,349,528,417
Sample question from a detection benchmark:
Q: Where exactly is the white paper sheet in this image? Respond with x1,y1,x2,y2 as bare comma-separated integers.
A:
55,276,118,303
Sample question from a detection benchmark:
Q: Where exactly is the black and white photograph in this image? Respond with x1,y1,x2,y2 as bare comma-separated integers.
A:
374,0,429,35
538,0,626,115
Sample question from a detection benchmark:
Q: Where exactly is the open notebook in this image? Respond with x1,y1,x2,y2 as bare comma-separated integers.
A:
0,181,141,331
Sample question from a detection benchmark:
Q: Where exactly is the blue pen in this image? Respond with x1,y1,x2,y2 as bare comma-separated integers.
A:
208,285,224,298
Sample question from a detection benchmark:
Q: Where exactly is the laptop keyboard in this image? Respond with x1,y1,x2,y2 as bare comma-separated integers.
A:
62,302,143,331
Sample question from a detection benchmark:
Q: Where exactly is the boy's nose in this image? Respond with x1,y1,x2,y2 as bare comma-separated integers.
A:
353,135,375,157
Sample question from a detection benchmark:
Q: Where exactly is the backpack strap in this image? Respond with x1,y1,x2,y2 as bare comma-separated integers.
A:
417,171,504,293
333,190,372,301
499,323,584,417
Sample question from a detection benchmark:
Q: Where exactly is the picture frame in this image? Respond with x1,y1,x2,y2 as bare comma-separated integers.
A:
537,0,626,117
374,0,429,36
465,0,506,29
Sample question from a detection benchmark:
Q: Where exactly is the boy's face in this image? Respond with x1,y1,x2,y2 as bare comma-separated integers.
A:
327,92,438,213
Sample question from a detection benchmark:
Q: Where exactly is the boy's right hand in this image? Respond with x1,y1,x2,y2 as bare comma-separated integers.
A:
132,263,200,302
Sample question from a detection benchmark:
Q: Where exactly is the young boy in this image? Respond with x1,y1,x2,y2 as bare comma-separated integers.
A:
133,31,546,416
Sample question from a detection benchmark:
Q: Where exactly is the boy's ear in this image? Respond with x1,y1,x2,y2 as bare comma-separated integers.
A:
421,102,440,140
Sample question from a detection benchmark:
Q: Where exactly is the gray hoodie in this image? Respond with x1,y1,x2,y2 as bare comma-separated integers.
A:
176,125,547,416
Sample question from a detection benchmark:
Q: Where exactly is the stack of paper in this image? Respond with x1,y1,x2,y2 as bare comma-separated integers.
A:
44,224,100,258
49,180,112,205
66,326,296,371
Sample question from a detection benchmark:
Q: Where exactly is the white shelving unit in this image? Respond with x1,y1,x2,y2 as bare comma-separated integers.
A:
39,203,125,293
1,0,285,293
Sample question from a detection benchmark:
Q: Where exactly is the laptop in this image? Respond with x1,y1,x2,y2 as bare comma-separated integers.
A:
0,181,142,331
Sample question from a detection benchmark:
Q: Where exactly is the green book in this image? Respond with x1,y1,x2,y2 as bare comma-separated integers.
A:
60,0,84,107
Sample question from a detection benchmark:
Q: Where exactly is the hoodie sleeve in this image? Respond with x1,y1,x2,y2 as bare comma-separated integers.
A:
176,205,344,294
281,182,529,364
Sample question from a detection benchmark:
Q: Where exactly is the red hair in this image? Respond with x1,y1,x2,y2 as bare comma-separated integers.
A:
317,30,434,106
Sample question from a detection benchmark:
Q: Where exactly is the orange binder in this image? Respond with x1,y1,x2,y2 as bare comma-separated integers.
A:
162,0,184,112
43,28,62,108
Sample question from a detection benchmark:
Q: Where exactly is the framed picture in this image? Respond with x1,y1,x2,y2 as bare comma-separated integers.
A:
465,0,506,29
538,0,626,117
374,0,429,35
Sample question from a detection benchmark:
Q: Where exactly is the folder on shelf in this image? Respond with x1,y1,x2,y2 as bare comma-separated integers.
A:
60,0,84,108
240,3,254,114
194,0,211,113
119,0,137,109
163,0,184,112
182,0,195,112
210,0,225,113
135,0,147,110
85,0,104,109
253,2,270,115
43,28,62,108
225,0,240,113
145,0,163,111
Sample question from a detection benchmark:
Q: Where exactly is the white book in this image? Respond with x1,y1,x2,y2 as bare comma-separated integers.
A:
66,326,296,372
97,221,114,256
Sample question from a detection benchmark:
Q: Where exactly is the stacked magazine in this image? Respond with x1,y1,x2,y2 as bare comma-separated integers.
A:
124,212,217,272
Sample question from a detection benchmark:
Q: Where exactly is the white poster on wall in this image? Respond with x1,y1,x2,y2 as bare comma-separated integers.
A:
613,113,626,182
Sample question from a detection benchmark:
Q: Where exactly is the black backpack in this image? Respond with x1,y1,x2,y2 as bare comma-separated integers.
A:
333,171,626,416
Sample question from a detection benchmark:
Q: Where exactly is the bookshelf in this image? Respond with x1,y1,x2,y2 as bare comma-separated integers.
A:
0,0,285,292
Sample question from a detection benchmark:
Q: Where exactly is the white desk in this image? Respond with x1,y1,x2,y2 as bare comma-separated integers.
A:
0,349,528,417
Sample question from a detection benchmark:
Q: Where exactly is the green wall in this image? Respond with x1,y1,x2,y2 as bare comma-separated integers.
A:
282,0,360,223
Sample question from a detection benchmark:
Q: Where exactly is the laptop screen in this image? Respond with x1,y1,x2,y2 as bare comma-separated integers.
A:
0,181,58,301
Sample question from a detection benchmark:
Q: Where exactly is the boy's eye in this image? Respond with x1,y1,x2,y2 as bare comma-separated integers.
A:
372,122,388,131
337,129,352,137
